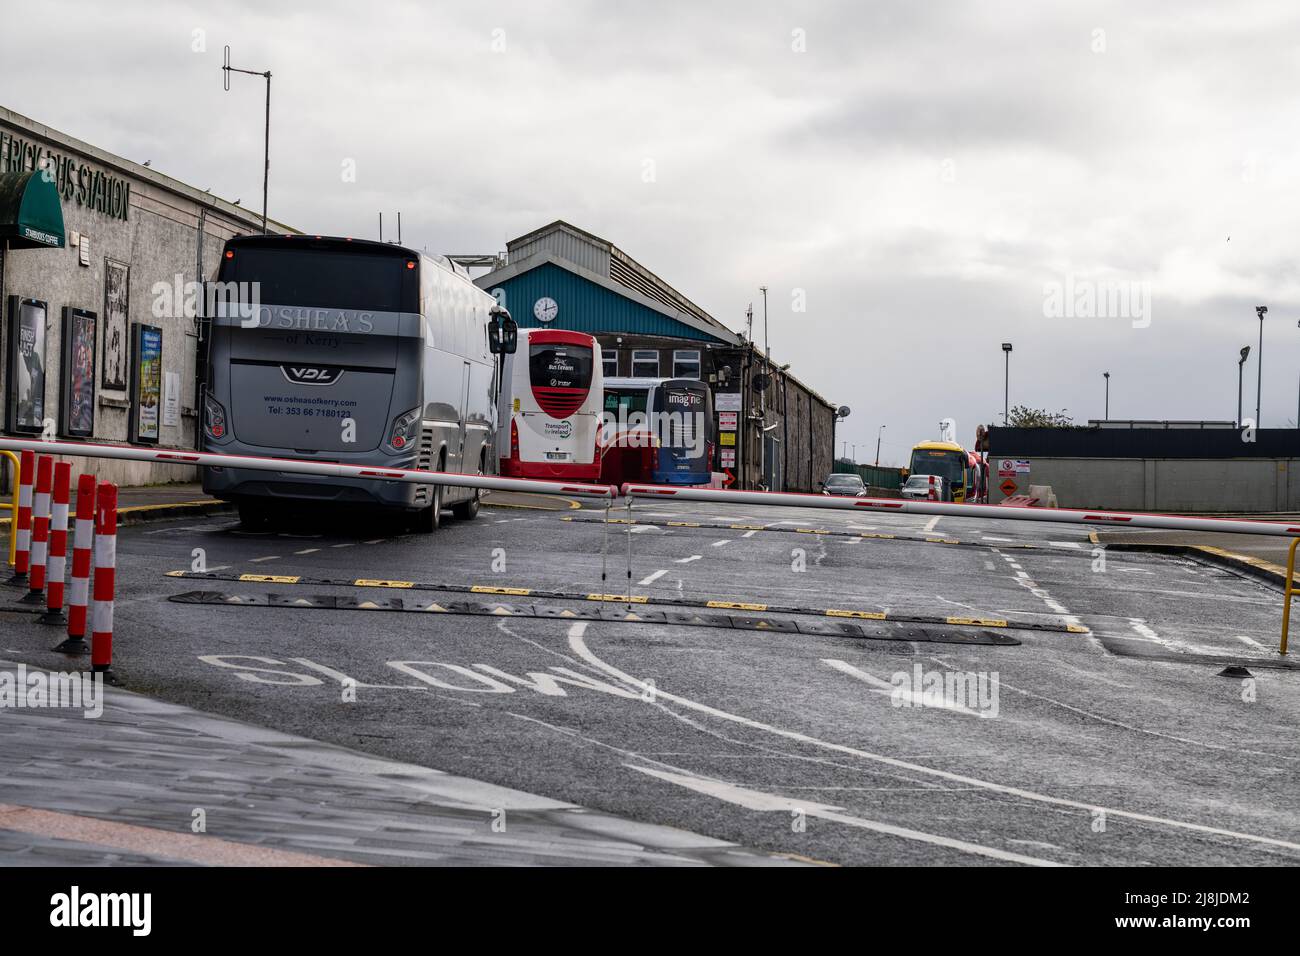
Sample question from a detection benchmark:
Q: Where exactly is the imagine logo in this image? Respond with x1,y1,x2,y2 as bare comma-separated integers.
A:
600,408,706,459
0,665,103,719
1042,274,1152,329
890,664,999,718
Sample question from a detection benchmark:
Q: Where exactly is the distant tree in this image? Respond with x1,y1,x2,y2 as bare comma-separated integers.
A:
1006,405,1074,428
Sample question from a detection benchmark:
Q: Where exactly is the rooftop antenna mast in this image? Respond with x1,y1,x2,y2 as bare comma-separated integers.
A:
222,45,272,234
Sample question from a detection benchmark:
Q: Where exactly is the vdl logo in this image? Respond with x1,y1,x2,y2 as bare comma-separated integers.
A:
282,364,344,385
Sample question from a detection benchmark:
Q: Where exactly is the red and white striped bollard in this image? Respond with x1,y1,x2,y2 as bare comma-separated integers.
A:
6,449,34,585
39,461,71,624
91,481,120,684
20,455,53,604
55,474,98,654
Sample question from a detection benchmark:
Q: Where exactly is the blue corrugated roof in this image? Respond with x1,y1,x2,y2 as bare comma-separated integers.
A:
482,262,728,342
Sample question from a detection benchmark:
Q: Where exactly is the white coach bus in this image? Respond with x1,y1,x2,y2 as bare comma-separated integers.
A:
201,234,503,532
497,328,604,481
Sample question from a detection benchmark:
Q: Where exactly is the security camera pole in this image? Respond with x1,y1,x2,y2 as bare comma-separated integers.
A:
1256,305,1268,426
1238,345,1250,427
223,45,272,234
1001,343,1013,424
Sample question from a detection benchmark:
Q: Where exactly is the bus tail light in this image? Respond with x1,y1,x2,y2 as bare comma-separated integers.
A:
203,393,228,440
510,417,520,460
388,407,420,452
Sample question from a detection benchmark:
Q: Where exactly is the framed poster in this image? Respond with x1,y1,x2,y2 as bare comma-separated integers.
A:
5,296,50,435
102,258,129,389
59,307,98,438
130,323,163,444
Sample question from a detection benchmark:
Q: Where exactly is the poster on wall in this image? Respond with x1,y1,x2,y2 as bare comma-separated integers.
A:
102,258,129,390
163,371,180,426
130,323,163,444
59,307,97,437
5,296,49,435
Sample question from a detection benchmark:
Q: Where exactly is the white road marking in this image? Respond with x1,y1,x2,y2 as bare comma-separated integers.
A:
742,530,758,539
638,569,669,586
923,516,941,532
675,555,703,564
983,535,1014,542
294,548,319,555
364,539,384,545
249,555,280,563
565,625,1300,854
628,765,1059,866
711,539,730,548
630,525,658,534
206,565,230,572
330,543,355,549
1049,541,1082,549
1235,634,1269,651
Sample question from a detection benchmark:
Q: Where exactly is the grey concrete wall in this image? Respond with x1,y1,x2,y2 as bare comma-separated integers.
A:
992,457,1300,512
1,108,275,489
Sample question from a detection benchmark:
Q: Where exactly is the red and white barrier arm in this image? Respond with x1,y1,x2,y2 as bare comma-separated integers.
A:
0,437,616,501
621,483,1300,539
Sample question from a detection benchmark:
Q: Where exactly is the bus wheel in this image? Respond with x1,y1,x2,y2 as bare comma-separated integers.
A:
453,455,483,520
413,461,444,534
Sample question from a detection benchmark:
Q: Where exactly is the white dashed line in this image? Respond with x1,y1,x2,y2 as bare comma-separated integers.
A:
711,539,730,548
638,569,669,586
742,530,758,538
294,548,319,555
675,555,703,564
923,516,941,532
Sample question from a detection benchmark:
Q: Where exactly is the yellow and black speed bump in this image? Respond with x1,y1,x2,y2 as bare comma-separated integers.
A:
164,569,1081,635
559,514,1049,552
168,589,1022,646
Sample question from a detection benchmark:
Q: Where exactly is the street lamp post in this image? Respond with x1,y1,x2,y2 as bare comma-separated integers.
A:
1001,343,1013,424
1238,346,1250,427
1256,306,1268,426
875,424,885,466
223,45,272,234
1103,371,1110,420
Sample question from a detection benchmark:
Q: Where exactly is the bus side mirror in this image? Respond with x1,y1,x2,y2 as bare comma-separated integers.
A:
488,308,518,355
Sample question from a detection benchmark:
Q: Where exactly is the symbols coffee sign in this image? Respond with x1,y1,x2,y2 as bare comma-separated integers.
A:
1,131,131,222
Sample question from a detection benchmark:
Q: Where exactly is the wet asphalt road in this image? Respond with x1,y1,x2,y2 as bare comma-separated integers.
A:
4,495,1299,866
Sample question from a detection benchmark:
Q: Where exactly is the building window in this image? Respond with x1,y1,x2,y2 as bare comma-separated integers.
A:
602,349,618,378
632,349,660,377
672,349,701,379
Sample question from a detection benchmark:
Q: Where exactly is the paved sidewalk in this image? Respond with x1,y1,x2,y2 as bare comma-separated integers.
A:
0,661,796,867
1098,529,1300,586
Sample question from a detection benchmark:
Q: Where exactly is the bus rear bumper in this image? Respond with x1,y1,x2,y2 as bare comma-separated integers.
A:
202,456,423,511
500,457,601,482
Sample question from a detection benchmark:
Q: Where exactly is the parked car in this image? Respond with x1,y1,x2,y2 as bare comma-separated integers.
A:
901,473,949,501
822,473,867,497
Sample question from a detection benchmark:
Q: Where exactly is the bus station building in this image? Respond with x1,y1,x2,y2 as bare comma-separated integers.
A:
474,221,838,492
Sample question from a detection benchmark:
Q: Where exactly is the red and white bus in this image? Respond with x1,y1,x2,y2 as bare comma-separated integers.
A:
497,328,604,481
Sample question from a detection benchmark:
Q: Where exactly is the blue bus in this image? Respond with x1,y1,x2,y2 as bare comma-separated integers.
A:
649,378,714,485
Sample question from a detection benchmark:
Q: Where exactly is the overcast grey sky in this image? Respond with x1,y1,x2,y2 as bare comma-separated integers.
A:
5,0,1300,464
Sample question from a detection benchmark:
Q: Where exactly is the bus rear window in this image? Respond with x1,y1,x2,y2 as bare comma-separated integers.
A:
530,344,592,390
220,246,418,313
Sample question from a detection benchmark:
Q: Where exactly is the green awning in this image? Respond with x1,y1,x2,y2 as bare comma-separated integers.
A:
0,170,65,249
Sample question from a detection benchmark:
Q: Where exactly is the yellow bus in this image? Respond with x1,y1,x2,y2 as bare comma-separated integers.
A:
907,440,973,503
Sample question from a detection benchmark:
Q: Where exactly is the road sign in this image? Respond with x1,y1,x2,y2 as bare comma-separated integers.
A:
1000,478,1018,496
998,459,1016,477
722,469,736,487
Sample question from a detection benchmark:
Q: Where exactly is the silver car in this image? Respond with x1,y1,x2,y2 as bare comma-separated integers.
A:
822,473,867,496
901,474,949,501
